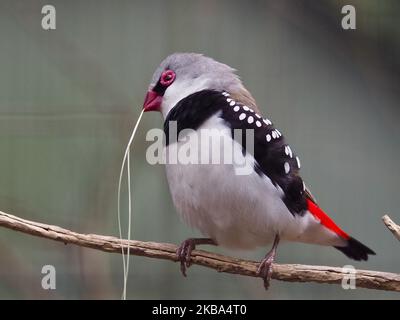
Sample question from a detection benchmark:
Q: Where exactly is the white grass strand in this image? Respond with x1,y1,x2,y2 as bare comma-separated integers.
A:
117,109,144,300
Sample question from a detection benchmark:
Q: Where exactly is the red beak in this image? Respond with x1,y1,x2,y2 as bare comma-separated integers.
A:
143,90,162,112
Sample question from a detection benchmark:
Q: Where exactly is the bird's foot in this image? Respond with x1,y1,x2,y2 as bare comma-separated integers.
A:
176,238,216,277
176,239,195,277
257,235,280,290
257,254,275,290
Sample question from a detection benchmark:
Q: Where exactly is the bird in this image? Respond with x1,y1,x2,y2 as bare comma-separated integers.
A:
142,52,375,289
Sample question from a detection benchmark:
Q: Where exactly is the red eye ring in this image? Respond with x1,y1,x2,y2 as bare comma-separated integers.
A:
160,70,176,86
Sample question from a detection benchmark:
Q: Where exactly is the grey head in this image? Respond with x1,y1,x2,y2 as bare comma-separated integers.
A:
143,53,257,117
149,53,240,90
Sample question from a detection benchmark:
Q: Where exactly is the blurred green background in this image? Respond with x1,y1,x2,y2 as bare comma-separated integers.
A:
0,0,399,299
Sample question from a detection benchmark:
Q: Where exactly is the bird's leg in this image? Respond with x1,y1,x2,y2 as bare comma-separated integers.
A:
257,235,280,290
176,238,217,277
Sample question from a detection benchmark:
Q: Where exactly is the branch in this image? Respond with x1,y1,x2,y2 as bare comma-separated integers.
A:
382,215,400,242
1,210,399,292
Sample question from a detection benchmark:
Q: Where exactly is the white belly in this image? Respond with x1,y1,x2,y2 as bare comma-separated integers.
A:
164,116,314,249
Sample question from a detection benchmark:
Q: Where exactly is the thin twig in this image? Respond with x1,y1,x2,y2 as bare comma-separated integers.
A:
382,215,400,242
0,210,399,292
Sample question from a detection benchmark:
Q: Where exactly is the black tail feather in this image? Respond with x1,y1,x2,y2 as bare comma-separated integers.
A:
334,237,375,261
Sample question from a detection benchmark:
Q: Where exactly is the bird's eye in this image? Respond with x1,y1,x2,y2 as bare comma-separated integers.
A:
160,70,176,86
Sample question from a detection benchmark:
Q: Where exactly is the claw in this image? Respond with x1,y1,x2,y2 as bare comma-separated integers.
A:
176,239,195,277
257,235,280,290
175,238,216,277
257,255,275,289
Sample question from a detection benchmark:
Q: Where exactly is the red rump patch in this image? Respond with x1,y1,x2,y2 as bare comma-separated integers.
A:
307,199,350,240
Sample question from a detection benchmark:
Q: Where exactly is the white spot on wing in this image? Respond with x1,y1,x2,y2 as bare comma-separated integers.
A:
266,134,271,142
284,162,290,174
256,120,261,127
296,156,301,168
229,101,236,106
272,131,277,139
285,145,293,158
239,113,246,121
243,106,249,111
288,146,293,157
247,116,254,124
233,106,240,112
